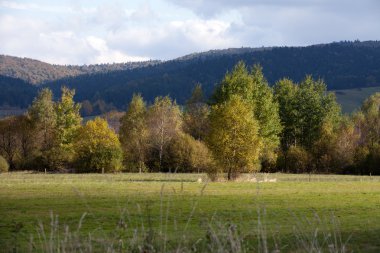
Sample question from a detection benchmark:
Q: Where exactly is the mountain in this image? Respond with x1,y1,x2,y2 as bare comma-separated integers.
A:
0,55,159,85
1,40,380,113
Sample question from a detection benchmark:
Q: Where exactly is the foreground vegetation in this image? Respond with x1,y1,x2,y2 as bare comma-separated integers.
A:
0,172,379,252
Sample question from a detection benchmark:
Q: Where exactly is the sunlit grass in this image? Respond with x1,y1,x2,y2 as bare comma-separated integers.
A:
0,172,379,252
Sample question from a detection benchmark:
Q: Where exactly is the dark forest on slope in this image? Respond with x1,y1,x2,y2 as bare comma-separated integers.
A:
1,41,380,111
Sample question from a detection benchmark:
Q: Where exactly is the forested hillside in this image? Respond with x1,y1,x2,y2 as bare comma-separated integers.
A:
0,55,159,85
1,41,380,111
0,75,36,108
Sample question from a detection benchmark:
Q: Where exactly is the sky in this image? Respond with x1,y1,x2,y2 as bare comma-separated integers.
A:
1,0,379,65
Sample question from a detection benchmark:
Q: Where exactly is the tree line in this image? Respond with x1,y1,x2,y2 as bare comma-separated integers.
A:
0,61,379,179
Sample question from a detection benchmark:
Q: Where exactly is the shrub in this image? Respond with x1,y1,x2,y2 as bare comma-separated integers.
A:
164,133,215,173
0,155,9,172
285,145,312,173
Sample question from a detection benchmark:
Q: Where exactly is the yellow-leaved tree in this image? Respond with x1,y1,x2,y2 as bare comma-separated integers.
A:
207,95,261,180
74,117,122,173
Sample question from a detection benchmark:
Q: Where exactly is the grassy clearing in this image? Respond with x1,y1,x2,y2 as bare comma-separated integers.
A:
0,172,379,252
334,86,380,113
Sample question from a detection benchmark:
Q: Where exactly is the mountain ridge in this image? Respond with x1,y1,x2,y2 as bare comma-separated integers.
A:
1,40,380,113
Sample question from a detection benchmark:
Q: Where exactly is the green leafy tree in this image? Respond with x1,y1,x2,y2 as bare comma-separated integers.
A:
359,93,380,148
207,95,261,180
119,94,149,172
213,62,281,166
274,76,341,150
54,87,82,168
273,78,299,149
297,76,341,148
28,88,56,151
55,87,82,147
74,117,122,173
250,65,282,166
147,96,182,171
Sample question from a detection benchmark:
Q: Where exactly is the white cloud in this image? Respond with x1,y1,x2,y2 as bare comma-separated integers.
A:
0,0,73,13
166,0,380,46
86,36,149,63
0,0,379,64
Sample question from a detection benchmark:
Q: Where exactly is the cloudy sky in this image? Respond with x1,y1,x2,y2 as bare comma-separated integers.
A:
1,0,379,65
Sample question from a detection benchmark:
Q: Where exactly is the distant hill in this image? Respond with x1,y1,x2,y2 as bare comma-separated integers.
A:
1,40,380,113
0,55,159,85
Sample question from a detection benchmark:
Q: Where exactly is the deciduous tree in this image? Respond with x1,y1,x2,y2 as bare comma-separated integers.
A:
119,94,149,172
183,84,210,141
207,95,261,180
74,117,122,173
28,88,56,151
146,96,182,171
213,62,281,167
54,87,82,168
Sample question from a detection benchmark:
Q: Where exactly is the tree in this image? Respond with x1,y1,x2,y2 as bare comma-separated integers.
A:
207,95,261,180
359,93,380,148
119,94,149,172
0,115,39,170
80,100,93,116
54,87,82,168
0,117,19,170
213,62,282,166
74,117,122,173
352,93,380,174
332,117,359,171
146,96,182,171
183,84,210,141
297,76,341,149
274,76,341,150
15,115,37,168
28,88,56,152
250,65,282,166
55,87,82,147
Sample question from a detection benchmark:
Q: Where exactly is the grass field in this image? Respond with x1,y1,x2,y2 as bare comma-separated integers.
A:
0,173,379,252
334,86,380,113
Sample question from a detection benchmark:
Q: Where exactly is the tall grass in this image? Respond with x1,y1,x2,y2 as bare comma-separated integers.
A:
16,183,351,253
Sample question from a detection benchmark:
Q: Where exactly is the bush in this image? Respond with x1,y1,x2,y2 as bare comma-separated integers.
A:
279,146,312,173
164,134,215,173
0,156,9,172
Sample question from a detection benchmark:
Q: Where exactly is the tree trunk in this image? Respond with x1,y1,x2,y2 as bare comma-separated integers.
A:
159,144,163,171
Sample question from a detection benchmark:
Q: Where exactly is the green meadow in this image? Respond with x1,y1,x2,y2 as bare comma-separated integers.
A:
334,86,380,113
0,173,379,252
